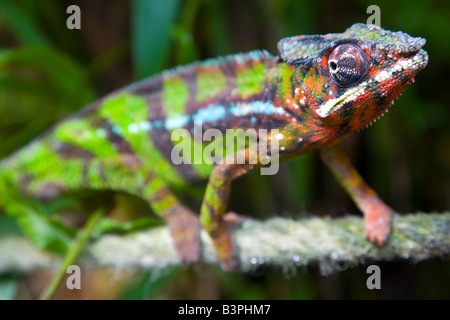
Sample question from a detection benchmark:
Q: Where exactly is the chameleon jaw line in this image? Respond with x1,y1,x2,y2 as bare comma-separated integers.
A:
315,84,365,118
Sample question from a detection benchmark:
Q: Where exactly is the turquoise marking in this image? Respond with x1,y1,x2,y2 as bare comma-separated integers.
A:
153,120,163,129
127,100,285,134
249,51,265,61
96,128,107,138
127,123,139,134
165,114,190,130
234,55,245,64
193,104,226,123
112,120,153,135
112,125,124,136
230,101,285,117
139,120,152,131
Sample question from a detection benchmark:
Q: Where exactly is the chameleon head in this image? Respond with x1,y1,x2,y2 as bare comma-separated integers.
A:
278,23,428,134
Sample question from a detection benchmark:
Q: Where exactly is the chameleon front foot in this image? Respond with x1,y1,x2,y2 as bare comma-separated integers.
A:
165,207,202,264
362,200,393,246
320,146,394,246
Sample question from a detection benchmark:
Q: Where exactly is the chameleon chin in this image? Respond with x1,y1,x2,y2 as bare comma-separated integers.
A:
0,23,428,270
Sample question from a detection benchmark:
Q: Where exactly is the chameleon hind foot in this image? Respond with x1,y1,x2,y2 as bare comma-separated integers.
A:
204,211,243,271
165,207,202,264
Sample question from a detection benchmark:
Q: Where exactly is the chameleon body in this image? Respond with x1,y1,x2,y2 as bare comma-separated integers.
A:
0,24,428,269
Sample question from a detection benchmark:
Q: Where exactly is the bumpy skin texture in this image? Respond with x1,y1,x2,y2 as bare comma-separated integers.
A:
0,24,428,270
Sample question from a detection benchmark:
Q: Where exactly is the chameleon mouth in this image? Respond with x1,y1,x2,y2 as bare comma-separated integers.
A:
363,50,428,128
315,84,366,118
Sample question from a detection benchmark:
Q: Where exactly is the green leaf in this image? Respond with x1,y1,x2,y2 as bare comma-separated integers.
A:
93,217,163,236
0,215,21,236
171,24,200,66
0,275,19,300
203,0,233,56
0,0,49,45
33,196,79,217
121,268,177,300
171,0,202,65
131,0,181,79
88,42,130,79
0,47,94,156
4,197,74,254
0,47,93,100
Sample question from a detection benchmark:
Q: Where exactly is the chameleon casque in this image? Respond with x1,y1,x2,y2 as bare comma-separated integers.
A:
0,23,428,270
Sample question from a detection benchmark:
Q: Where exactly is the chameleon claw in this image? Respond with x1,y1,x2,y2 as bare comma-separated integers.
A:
224,211,245,226
210,211,242,271
363,203,393,246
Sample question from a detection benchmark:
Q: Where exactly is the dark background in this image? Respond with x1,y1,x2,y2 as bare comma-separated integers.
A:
0,0,448,299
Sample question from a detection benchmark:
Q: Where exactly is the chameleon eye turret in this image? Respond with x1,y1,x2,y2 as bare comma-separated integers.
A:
327,43,368,87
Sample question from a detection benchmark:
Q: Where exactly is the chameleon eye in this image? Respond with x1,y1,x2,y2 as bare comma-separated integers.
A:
328,44,368,86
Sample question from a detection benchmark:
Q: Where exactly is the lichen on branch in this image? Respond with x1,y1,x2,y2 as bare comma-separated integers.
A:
0,213,448,275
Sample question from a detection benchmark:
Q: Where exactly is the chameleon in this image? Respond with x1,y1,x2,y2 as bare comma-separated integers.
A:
0,23,428,270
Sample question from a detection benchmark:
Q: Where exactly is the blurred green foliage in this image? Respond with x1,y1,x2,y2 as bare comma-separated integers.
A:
0,0,449,299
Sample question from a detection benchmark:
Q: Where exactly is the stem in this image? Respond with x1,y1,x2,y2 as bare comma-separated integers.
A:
1,212,448,277
39,208,105,300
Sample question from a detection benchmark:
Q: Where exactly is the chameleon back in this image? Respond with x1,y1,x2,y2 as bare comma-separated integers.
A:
0,50,286,201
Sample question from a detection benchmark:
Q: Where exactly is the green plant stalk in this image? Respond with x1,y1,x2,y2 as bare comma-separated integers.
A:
40,208,105,300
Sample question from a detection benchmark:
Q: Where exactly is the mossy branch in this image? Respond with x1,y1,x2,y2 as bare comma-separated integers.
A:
0,212,448,275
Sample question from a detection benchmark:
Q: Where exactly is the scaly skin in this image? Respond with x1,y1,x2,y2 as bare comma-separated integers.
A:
0,24,428,270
